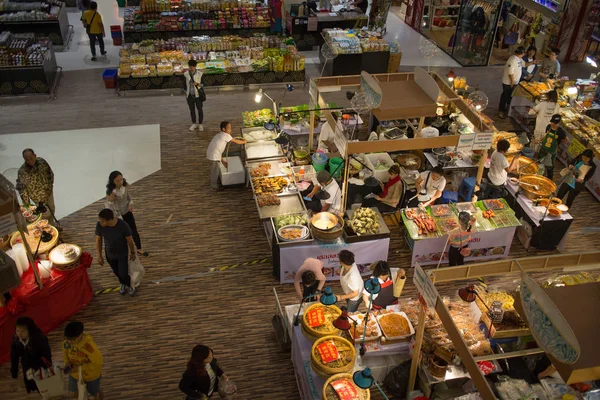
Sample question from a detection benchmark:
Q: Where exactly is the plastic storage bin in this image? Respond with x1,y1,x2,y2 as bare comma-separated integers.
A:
219,156,245,186
328,157,344,178
312,152,328,173
365,152,394,182
102,69,118,89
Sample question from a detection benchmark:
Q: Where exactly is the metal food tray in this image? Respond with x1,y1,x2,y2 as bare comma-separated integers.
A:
256,193,307,221
251,176,298,197
454,202,478,213
271,217,314,247
434,215,460,236
348,312,382,342
246,159,289,178
241,126,278,143
430,204,454,217
376,311,415,341
244,140,284,161
343,207,390,243
482,199,507,211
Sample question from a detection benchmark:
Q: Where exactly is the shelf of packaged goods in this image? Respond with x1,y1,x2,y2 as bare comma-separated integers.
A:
431,26,457,30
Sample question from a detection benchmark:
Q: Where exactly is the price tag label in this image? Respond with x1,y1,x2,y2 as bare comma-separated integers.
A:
568,137,587,158
317,341,340,364
306,308,326,327
331,379,359,399
477,361,495,375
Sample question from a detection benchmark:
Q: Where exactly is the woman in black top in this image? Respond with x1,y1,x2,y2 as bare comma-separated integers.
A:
10,317,52,394
179,345,229,399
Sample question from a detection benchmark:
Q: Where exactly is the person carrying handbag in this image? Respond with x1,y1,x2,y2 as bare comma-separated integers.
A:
184,59,206,132
179,345,232,400
62,321,103,400
10,317,52,395
81,2,106,61
447,211,475,266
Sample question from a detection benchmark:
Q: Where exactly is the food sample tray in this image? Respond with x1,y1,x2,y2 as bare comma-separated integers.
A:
430,204,453,217
403,207,426,220
257,193,306,220
482,199,506,210
247,159,288,178
376,311,415,341
434,215,460,235
348,312,382,342
245,140,284,161
455,202,478,213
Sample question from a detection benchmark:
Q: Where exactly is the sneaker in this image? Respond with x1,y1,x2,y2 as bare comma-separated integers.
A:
91,57,97,61
189,124,197,131
128,286,136,296
101,51,107,56
197,124,204,131
119,284,126,295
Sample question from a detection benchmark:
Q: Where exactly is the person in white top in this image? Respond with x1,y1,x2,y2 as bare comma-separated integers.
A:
184,60,205,132
336,250,364,312
498,46,525,119
415,166,446,208
528,90,559,152
317,113,343,152
484,139,516,199
305,170,342,214
206,121,246,191
419,117,439,138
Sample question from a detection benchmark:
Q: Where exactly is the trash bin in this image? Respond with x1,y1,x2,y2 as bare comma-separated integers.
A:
328,157,344,178
312,152,328,172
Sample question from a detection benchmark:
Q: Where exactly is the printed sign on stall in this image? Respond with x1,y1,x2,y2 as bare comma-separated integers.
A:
413,262,438,309
456,134,476,152
472,132,495,150
567,137,587,159
306,308,326,328
332,379,359,399
316,340,340,363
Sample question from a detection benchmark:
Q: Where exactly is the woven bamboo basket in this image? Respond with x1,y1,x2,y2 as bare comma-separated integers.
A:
301,303,342,340
322,373,371,400
49,244,83,271
11,225,59,254
310,336,356,379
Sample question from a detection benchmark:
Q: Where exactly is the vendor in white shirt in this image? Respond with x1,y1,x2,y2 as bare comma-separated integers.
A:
484,139,516,199
419,117,439,138
304,170,342,214
415,166,446,207
336,250,364,312
317,113,343,152
362,261,406,310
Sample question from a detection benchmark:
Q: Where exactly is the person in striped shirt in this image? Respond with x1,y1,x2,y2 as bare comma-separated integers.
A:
448,211,475,266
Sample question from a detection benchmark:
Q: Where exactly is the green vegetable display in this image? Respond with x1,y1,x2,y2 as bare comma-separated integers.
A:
275,214,308,230
347,208,381,235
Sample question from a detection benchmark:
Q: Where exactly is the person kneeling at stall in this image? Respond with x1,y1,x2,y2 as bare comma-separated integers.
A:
63,321,103,400
294,258,327,302
304,171,342,214
448,211,475,266
414,166,446,208
361,164,403,213
362,261,406,310
336,250,364,312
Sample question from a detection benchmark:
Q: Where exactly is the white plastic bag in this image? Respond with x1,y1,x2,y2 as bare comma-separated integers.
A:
28,363,65,400
128,257,145,288
218,377,237,400
78,368,89,400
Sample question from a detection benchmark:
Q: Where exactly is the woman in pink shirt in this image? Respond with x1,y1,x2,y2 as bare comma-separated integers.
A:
294,258,327,301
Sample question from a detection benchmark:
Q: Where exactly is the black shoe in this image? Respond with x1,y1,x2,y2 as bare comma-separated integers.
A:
91,57,97,61
216,186,225,192
101,51,107,56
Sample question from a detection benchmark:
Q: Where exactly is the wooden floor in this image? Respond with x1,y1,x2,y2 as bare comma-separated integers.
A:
0,64,599,400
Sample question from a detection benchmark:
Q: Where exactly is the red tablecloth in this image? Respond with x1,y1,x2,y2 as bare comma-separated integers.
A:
0,253,93,364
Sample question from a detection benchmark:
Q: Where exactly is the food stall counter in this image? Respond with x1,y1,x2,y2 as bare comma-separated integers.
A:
424,152,478,171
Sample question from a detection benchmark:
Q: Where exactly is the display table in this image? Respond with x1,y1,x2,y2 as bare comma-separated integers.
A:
0,4,70,46
318,48,390,76
0,253,93,364
286,12,367,51
0,47,58,96
505,182,573,251
123,27,271,44
118,69,305,91
424,152,478,172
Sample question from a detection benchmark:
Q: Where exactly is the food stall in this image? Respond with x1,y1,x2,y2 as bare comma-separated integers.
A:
402,199,521,267
117,35,306,92
406,252,600,399
0,177,92,365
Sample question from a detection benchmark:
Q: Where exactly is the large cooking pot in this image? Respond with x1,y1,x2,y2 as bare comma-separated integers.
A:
518,174,556,200
507,155,539,175
437,154,452,167
310,212,344,242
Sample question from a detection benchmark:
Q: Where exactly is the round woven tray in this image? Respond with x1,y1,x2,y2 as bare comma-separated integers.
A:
322,373,370,400
301,303,342,339
310,336,356,377
10,225,59,254
49,244,82,271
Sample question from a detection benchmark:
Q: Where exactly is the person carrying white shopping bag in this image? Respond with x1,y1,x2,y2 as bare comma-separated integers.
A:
179,345,236,400
62,321,104,400
27,358,65,400
128,256,145,289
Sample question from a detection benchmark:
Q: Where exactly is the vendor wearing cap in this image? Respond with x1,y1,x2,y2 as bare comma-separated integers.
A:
414,166,446,208
304,170,342,214
538,114,568,179
362,261,406,310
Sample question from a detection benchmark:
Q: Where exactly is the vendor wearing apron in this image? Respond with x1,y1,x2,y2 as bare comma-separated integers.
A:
413,166,446,208
538,114,567,179
294,258,327,301
362,261,406,310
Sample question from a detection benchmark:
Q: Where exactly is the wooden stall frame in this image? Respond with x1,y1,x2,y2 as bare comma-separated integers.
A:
407,251,600,399
306,71,495,213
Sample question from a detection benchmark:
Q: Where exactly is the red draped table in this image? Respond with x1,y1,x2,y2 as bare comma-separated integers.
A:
0,253,93,364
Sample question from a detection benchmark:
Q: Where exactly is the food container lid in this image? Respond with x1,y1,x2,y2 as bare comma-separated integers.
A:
49,243,82,266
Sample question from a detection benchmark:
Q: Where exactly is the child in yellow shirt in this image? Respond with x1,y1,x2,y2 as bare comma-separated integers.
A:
63,321,103,399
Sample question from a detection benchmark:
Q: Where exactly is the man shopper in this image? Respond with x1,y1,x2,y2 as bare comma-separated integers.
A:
81,1,106,61
206,121,247,191
184,59,205,132
63,321,103,400
18,148,56,221
498,46,525,119
95,208,137,296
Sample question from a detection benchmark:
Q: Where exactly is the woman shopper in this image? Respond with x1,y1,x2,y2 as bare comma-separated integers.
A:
528,90,559,152
362,261,406,310
179,345,230,400
361,164,403,212
447,211,475,266
520,46,539,82
184,59,205,132
81,2,106,61
556,149,597,208
105,171,148,257
336,250,364,312
10,317,52,395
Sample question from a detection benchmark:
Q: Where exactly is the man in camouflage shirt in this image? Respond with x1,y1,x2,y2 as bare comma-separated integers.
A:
18,148,56,219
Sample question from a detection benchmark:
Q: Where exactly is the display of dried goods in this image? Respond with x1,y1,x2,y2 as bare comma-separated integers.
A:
250,162,271,177
252,176,288,194
404,208,424,219
542,272,597,287
347,207,381,235
302,304,342,336
413,214,437,236
256,194,280,207
482,210,496,219
312,337,355,370
431,204,452,217
377,311,412,339
482,291,515,311
323,374,370,400
483,199,504,210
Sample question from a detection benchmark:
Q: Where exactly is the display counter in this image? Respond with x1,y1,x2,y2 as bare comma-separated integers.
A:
0,50,58,96
505,181,573,251
286,12,367,51
402,200,520,267
0,3,70,46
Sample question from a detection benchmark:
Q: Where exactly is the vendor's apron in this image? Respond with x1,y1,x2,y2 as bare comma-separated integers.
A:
541,129,559,155
372,278,397,310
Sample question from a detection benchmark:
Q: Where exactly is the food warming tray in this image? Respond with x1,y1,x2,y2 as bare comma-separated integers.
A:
245,140,284,161
256,193,306,220
241,126,277,143
246,159,289,178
